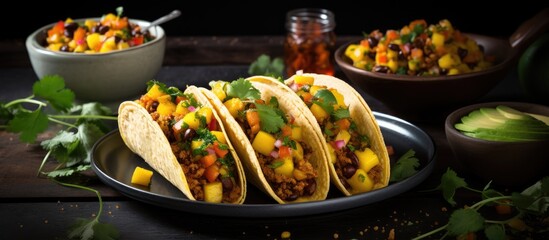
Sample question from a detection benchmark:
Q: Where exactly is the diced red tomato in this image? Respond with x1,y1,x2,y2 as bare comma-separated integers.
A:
47,20,65,37
204,164,220,182
200,154,217,168
208,117,218,131
278,146,291,158
213,142,228,158
130,36,144,47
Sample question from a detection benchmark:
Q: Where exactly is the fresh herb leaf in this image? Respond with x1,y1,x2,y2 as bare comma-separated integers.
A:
255,104,285,134
437,168,467,206
313,89,336,114
1,75,119,240
446,208,485,236
484,224,506,240
226,78,261,100
32,75,74,112
389,149,419,182
415,172,548,239
248,54,285,78
7,110,49,143
332,108,350,121
269,161,285,168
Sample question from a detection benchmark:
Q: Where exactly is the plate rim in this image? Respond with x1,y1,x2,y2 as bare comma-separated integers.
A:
91,111,437,217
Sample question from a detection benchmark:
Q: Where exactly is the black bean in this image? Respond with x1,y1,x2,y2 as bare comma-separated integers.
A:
64,22,79,32
413,37,425,49
304,180,316,196
367,51,376,60
114,36,122,44
457,47,468,59
343,165,357,179
388,43,400,52
60,45,70,52
151,101,159,111
373,65,389,73
285,194,298,201
98,25,110,35
367,36,378,48
221,177,233,190
64,29,74,38
183,128,197,141
398,51,406,60
346,151,359,167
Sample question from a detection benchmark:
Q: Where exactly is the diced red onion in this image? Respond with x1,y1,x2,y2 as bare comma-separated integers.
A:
270,151,279,158
290,83,299,92
173,119,183,130
206,148,215,155
274,139,282,148
334,140,345,150
187,106,196,112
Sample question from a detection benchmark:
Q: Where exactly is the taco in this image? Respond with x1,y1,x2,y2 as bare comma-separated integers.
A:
117,81,246,204
200,77,330,204
256,73,391,196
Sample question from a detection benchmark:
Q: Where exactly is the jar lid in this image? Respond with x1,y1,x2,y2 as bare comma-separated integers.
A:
286,8,336,33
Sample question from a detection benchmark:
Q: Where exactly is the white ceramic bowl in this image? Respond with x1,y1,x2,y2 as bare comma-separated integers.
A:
26,18,166,103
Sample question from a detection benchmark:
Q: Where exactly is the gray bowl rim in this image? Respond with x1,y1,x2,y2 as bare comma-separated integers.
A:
26,18,166,57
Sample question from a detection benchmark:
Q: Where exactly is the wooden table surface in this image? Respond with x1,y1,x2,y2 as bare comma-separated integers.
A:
1,36,544,240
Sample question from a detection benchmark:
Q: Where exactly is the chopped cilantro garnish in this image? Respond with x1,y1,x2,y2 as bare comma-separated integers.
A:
255,104,285,134
226,78,261,100
332,108,350,121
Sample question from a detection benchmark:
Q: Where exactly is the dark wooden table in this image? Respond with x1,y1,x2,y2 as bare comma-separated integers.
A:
0,36,542,240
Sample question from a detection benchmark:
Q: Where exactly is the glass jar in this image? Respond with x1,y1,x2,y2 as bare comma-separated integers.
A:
284,8,336,77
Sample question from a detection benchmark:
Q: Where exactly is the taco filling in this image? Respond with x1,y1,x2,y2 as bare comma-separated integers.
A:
135,81,242,203
210,79,318,201
287,75,383,193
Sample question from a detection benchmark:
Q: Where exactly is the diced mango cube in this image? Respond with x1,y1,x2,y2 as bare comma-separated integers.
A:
309,85,326,96
183,112,200,129
347,169,374,193
191,140,204,151
146,84,165,100
330,89,345,108
204,182,223,203
292,141,304,160
291,126,302,141
252,131,276,156
223,98,244,118
310,103,329,122
211,131,226,144
156,95,176,116
326,144,337,164
335,130,351,145
274,157,294,178
355,148,380,173
438,53,461,69
131,166,153,186
293,75,315,85
196,107,213,124
431,32,445,48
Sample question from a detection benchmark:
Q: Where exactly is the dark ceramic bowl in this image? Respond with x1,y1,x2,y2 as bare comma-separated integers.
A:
335,10,549,119
445,101,549,188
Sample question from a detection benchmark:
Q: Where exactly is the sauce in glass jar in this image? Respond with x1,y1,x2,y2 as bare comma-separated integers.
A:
284,8,336,77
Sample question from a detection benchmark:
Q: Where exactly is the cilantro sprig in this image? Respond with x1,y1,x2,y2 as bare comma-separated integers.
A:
0,75,119,240
248,54,284,79
415,168,549,239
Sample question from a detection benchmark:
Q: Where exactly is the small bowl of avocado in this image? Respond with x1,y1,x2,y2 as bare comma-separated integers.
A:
445,101,549,188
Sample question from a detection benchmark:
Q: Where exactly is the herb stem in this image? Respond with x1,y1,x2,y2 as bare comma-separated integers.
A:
37,150,52,176
4,96,44,108
49,114,118,121
412,224,448,240
48,117,77,129
470,195,511,210
53,179,103,220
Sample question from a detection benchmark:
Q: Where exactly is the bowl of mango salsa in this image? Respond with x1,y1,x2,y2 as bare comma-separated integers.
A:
335,12,549,119
26,8,166,103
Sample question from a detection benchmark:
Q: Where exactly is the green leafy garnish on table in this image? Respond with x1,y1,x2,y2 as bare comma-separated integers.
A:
415,168,549,239
0,75,119,240
248,54,284,79
390,149,419,182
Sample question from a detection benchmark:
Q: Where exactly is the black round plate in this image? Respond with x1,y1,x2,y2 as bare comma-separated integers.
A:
91,112,436,217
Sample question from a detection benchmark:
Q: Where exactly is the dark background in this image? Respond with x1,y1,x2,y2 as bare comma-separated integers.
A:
3,1,547,40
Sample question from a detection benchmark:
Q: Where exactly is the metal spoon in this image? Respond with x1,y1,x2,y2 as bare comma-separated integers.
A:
141,10,181,33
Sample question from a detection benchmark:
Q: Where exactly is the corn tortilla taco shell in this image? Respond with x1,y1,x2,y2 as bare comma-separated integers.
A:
256,73,391,196
199,76,330,204
118,85,246,204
